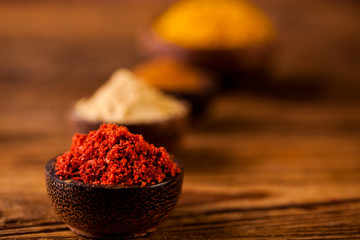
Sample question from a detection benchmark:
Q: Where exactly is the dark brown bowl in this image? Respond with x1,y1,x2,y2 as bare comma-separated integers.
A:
164,87,215,120
133,57,218,119
67,103,189,152
138,26,277,88
45,158,183,239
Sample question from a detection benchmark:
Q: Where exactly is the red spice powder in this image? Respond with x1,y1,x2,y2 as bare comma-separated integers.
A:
55,123,181,187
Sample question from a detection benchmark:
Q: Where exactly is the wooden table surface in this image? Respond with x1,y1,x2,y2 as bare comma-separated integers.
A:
1,0,360,239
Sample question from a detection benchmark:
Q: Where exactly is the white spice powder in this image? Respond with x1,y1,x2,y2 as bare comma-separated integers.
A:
74,69,187,124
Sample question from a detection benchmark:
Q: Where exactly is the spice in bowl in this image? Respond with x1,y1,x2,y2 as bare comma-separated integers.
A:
133,56,217,118
74,69,187,125
56,123,181,187
46,123,183,238
134,56,207,93
140,0,276,87
69,69,189,150
153,0,274,50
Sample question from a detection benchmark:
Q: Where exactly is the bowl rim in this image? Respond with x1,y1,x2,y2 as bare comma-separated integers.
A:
45,157,184,190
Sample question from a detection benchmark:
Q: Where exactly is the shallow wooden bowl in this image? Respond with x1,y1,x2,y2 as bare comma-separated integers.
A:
45,158,183,239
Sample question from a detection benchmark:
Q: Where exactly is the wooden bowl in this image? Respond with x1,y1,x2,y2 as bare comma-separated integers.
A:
133,57,218,119
165,86,215,120
67,103,189,152
138,26,276,88
45,158,183,239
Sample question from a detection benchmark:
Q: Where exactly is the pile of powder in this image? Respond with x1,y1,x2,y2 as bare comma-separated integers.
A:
153,0,274,50
74,69,187,124
55,123,181,187
134,56,208,93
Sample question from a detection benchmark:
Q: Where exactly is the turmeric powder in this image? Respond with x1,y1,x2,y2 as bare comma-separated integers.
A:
153,0,274,50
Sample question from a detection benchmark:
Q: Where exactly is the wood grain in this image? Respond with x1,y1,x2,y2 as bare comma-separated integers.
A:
1,0,360,239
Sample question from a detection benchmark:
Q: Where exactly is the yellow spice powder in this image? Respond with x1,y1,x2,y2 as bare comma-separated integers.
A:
153,0,274,50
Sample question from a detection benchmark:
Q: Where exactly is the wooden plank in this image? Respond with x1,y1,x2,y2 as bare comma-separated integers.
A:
1,199,359,239
1,94,360,239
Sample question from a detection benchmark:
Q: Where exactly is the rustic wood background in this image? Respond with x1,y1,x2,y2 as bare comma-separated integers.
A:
1,0,360,239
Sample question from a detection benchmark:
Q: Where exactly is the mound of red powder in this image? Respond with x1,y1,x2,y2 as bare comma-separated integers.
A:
55,123,181,187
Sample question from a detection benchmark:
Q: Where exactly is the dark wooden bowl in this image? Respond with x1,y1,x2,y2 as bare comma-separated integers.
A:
45,158,183,239
133,60,218,119
67,103,189,152
164,86,215,120
137,26,277,88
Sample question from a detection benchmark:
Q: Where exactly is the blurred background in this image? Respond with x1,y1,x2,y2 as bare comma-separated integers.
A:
0,0,359,170
1,0,360,132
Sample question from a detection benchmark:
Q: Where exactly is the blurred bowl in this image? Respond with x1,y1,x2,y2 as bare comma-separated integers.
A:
166,84,215,120
133,56,218,119
138,24,276,88
45,158,183,239
67,103,189,152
